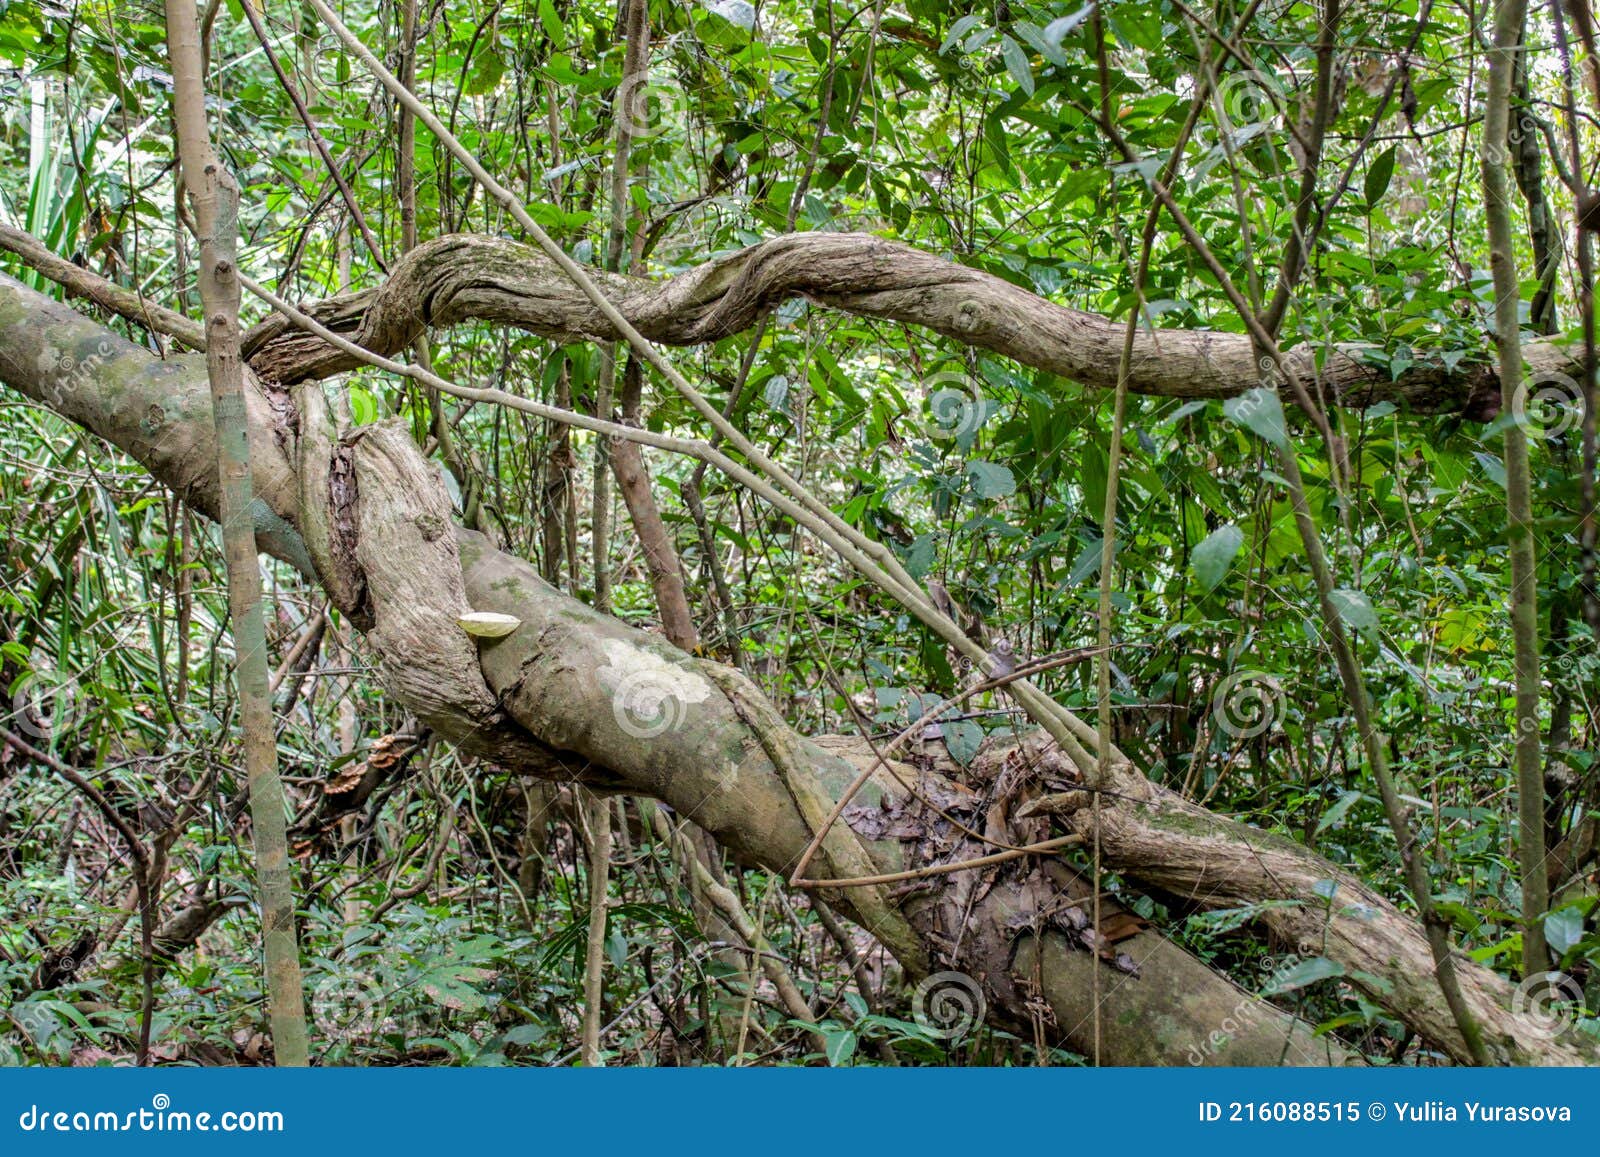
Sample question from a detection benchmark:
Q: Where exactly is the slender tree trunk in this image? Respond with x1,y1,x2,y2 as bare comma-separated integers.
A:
1483,0,1549,974
577,0,652,1062
163,0,309,1066
579,792,613,1065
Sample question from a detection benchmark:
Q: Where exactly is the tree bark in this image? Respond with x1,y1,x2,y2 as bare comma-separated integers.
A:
161,0,309,1066
0,270,1364,1065
2,266,1595,1064
1482,0,1550,974
230,232,1541,416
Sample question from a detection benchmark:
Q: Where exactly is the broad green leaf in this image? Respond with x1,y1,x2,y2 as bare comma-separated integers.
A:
349,384,378,426
943,719,983,766
904,533,936,579
1000,36,1034,97
1222,387,1289,450
700,0,757,29
821,1027,857,1065
1315,791,1364,834
1364,144,1397,207
1191,524,1243,593
464,48,505,96
1261,956,1345,996
1330,587,1379,632
966,460,1016,499
940,14,983,55
1545,907,1585,956
1043,5,1095,48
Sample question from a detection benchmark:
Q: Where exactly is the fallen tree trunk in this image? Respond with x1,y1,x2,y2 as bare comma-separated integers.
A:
210,231,1565,416
2,268,1344,1064
2,269,1593,1064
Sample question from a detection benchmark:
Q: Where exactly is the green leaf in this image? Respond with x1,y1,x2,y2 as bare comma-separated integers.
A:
537,0,565,46
700,0,757,30
966,460,1016,499
464,48,505,96
418,963,491,1012
1000,36,1034,97
820,1027,857,1065
763,373,790,414
1261,956,1345,996
1043,6,1095,48
1314,790,1364,835
1364,145,1397,207
1545,907,1585,956
349,384,378,426
939,14,983,55
1222,387,1289,450
904,534,936,579
943,719,984,766
1330,588,1379,633
503,1023,547,1046
1191,524,1243,594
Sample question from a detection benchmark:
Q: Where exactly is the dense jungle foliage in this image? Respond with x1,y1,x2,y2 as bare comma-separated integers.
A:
0,0,1596,1066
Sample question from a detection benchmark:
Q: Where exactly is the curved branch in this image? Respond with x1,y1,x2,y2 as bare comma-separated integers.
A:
5,271,1593,1064
0,268,1346,1065
240,231,1542,415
